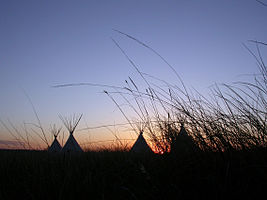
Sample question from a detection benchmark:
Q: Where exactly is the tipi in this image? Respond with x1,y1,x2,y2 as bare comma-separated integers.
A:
171,123,196,154
48,125,62,153
60,114,83,153
131,131,153,153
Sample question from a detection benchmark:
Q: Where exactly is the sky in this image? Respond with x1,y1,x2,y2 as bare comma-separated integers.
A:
0,0,266,149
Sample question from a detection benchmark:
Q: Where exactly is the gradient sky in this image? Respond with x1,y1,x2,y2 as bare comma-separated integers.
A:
0,0,266,149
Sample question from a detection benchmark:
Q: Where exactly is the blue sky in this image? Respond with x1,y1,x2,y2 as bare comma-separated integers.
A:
0,0,266,149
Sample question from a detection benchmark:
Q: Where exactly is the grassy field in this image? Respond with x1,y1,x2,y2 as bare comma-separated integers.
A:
1,28,266,200
0,149,267,200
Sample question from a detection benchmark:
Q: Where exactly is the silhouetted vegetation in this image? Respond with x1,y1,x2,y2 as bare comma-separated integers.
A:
1,6,267,199
107,32,267,155
0,149,267,200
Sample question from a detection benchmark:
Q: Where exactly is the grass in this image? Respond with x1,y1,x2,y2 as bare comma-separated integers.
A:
105,33,267,154
1,31,267,199
1,149,267,200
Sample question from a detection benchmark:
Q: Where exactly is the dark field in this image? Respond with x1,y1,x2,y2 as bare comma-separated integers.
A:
1,149,267,200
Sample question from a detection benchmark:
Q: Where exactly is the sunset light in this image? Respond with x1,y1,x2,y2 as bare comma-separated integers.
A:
1,1,267,199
